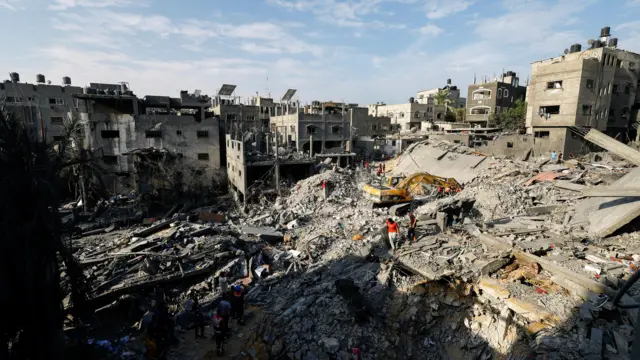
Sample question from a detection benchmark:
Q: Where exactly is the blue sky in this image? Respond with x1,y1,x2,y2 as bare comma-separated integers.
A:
1,0,640,104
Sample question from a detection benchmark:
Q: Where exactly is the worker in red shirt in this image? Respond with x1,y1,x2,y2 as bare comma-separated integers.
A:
321,179,328,199
386,218,399,251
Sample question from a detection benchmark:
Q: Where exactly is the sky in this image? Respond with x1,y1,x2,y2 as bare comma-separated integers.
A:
1,0,640,105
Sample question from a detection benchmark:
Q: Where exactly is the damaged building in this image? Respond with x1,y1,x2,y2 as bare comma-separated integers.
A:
416,78,467,109
75,83,223,195
0,73,82,143
525,26,640,158
368,97,447,132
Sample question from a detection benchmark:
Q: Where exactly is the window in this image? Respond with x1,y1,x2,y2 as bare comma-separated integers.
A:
197,153,209,161
331,125,341,134
290,125,295,132
50,116,64,125
497,88,503,99
547,81,563,89
539,105,560,115
101,130,119,138
414,111,420,118
472,89,491,100
196,130,209,138
503,89,509,97
145,130,162,138
399,112,405,118
176,130,183,135
371,124,377,130
387,112,394,117
423,112,428,117
427,107,433,113
102,155,118,164
306,125,317,134
507,142,514,148
534,131,550,138
49,98,64,105
582,105,592,115
226,114,236,121
436,113,443,120
246,115,255,121
617,59,623,68
586,79,595,89
625,85,631,94
5,96,15,103
613,84,620,93
226,139,229,147
470,106,490,115
239,170,242,177
391,140,397,146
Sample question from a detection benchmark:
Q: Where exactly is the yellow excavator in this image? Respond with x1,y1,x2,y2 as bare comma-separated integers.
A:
362,172,463,205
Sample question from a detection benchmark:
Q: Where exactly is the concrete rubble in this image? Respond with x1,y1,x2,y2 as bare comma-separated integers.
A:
64,139,640,359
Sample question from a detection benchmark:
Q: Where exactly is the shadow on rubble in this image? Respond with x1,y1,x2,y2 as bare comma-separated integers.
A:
243,239,638,360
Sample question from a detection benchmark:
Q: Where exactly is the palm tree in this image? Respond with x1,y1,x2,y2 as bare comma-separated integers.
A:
434,89,450,108
454,108,466,122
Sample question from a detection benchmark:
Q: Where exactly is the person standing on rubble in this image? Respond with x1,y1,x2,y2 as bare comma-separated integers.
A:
230,285,246,325
218,271,229,295
407,211,417,243
551,150,558,162
382,163,386,174
386,218,399,251
321,179,329,200
192,294,205,339
217,295,232,336
376,164,382,177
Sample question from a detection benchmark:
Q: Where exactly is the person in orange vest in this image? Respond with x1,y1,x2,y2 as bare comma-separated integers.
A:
386,218,399,251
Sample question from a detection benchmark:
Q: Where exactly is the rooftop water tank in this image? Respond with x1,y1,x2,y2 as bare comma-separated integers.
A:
570,43,582,53
36,74,45,84
600,26,611,38
9,72,19,82
62,76,71,86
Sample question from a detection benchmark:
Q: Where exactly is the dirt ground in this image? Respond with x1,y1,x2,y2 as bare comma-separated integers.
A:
168,306,264,360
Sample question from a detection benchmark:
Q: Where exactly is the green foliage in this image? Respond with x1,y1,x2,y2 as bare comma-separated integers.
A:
453,108,466,122
489,99,527,131
434,89,450,106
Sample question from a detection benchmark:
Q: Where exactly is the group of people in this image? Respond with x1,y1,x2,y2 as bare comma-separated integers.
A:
386,210,418,251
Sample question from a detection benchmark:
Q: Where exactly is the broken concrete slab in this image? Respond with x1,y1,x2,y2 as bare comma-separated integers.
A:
583,128,640,166
238,226,284,243
526,205,564,215
554,181,587,192
581,188,640,197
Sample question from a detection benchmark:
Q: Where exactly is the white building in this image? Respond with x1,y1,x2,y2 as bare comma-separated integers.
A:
416,79,466,109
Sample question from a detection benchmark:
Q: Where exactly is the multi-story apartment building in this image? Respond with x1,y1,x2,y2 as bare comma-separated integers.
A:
525,26,640,157
416,79,466,109
368,100,446,132
466,71,527,127
0,73,82,143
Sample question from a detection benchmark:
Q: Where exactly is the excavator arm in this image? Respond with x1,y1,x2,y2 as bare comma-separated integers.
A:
395,172,463,196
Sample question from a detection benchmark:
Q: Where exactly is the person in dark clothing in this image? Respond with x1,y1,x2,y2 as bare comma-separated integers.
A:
230,285,245,325
407,210,417,242
212,313,225,356
192,295,205,338
218,295,232,337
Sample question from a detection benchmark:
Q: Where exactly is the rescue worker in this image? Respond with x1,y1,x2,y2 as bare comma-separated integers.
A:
230,285,245,325
386,218,399,251
321,179,328,200
407,210,417,243
212,312,225,356
376,164,382,177
217,296,232,336
382,163,386,174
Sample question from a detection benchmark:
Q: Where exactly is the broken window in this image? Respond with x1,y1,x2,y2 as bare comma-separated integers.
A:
102,155,118,164
50,116,64,125
414,111,420,118
391,140,397,146
246,115,255,121
546,81,563,89
101,130,119,138
507,142,514,148
196,130,209,138
197,153,209,161
582,105,592,115
331,125,342,134
145,130,162,138
49,98,64,105
534,131,550,138
399,112,405,118
371,124,377,130
586,79,595,89
176,130,183,135
539,105,560,115
436,113,443,120
5,96,15,103
613,84,620,93
306,125,317,134
226,114,236,121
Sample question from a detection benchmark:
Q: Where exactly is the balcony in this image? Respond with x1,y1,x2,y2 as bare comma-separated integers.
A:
467,113,490,122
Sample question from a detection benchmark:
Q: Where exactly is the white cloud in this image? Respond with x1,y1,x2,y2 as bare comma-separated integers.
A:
424,0,476,19
48,0,147,11
418,24,443,36
616,21,640,53
0,0,20,10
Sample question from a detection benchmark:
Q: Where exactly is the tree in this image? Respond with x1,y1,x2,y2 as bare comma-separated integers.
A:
489,99,527,131
0,106,89,359
434,89,450,107
453,108,466,122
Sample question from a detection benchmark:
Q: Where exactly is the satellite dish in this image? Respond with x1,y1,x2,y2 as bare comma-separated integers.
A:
564,49,569,54
588,39,595,46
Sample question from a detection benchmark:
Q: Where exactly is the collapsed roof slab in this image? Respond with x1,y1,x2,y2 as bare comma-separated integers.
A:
571,167,640,237
390,143,488,184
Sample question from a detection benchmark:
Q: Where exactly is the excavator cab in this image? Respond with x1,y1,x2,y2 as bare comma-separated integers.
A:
382,175,404,187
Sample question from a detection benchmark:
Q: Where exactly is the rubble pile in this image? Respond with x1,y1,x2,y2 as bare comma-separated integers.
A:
63,138,640,360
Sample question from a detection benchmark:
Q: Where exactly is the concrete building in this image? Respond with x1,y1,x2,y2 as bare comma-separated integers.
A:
416,79,466,109
304,101,358,115
467,71,526,127
368,100,446,132
75,83,222,194
525,26,640,157
0,72,82,143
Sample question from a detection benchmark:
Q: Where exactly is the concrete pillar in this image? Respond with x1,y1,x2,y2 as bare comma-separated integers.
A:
309,135,314,157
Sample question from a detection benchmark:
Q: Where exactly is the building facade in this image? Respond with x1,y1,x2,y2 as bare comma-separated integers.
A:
367,101,446,132
525,27,640,157
466,71,526,127
0,73,82,143
416,79,466,109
